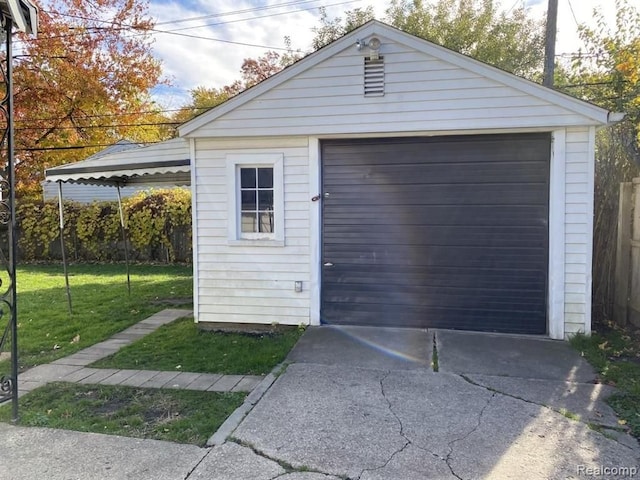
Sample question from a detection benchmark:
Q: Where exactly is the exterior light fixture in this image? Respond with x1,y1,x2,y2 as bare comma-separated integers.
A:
356,37,382,60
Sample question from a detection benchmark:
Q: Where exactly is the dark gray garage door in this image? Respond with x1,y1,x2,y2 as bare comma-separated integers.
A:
320,133,550,334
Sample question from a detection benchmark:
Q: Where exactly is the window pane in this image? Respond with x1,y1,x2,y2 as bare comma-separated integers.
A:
241,212,257,232
259,211,274,233
241,190,256,210
258,168,273,188
258,190,273,211
240,168,256,188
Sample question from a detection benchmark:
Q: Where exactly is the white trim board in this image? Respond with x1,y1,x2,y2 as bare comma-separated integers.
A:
308,137,321,326
548,129,566,340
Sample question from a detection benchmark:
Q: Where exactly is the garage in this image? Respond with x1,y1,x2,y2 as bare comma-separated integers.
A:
178,20,617,339
321,133,551,334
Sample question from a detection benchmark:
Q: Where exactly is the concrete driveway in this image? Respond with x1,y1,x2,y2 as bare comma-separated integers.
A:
216,327,640,479
0,327,638,479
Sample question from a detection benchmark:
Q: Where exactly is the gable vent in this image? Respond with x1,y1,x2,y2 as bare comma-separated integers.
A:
364,56,384,97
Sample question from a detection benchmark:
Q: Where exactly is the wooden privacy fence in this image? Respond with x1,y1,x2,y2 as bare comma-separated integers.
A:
615,178,640,327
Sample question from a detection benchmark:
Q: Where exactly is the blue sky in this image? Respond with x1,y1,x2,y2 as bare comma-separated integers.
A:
147,0,618,109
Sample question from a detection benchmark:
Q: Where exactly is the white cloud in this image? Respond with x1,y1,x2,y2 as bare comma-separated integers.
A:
148,0,620,109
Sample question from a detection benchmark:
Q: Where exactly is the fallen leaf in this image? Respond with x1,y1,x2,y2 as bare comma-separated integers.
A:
598,341,608,350
175,365,182,369
618,419,627,425
70,334,80,344
53,344,60,350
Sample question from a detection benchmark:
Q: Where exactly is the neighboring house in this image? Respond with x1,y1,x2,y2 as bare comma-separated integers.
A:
46,21,623,339
45,137,191,190
42,182,152,203
44,140,145,202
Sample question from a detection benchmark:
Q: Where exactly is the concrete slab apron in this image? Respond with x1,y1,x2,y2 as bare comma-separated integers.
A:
287,325,432,371
233,363,640,480
0,423,207,480
435,329,597,382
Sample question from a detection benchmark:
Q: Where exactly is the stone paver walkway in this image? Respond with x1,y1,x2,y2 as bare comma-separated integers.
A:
17,309,264,396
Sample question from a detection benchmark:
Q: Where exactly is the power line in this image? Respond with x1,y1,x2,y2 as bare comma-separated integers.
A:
17,142,161,152
155,0,360,34
15,106,208,124
15,121,182,131
504,0,521,16
154,0,327,26
566,0,579,28
19,0,360,50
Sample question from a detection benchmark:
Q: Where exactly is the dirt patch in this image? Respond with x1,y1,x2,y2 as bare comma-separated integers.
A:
93,398,130,416
197,322,297,336
143,407,180,425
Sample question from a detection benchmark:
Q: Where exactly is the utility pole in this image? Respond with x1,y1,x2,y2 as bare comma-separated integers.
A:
543,0,559,87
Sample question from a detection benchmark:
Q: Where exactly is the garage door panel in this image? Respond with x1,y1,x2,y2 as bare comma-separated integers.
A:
324,138,551,165
323,247,547,269
325,184,549,205
323,284,548,306
321,303,547,334
323,227,547,248
321,134,550,333
323,205,549,226
328,265,546,290
324,163,548,185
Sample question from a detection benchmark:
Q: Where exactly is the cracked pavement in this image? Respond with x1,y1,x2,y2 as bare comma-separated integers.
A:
229,363,639,480
224,327,640,480
1,326,638,479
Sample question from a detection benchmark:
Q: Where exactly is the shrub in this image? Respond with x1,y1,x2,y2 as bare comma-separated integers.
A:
16,188,192,263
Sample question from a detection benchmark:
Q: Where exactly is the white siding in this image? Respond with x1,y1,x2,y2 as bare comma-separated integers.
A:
563,127,593,337
190,39,598,138
194,137,310,325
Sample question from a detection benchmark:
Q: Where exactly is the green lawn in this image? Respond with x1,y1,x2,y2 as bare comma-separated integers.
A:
92,317,303,375
570,325,640,438
0,263,192,375
0,382,243,446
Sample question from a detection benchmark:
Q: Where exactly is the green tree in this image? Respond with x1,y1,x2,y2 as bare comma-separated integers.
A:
311,1,545,78
560,0,640,131
555,0,640,321
311,6,375,50
174,47,303,125
11,0,167,198
385,0,545,78
172,86,241,125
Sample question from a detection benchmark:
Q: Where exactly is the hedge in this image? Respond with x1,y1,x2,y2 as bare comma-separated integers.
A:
16,188,192,263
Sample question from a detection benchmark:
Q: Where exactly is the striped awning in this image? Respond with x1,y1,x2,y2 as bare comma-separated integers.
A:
44,138,191,186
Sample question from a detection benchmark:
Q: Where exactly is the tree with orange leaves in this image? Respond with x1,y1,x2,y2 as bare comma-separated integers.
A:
11,0,167,198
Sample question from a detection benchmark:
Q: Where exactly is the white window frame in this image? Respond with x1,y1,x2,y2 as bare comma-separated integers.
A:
226,153,284,246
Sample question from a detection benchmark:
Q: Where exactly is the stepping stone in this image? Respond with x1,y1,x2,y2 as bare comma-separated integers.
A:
78,369,118,384
232,376,264,392
99,369,140,386
167,373,202,389
118,370,159,387
208,375,243,392
185,374,222,391
61,368,100,383
140,371,180,388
